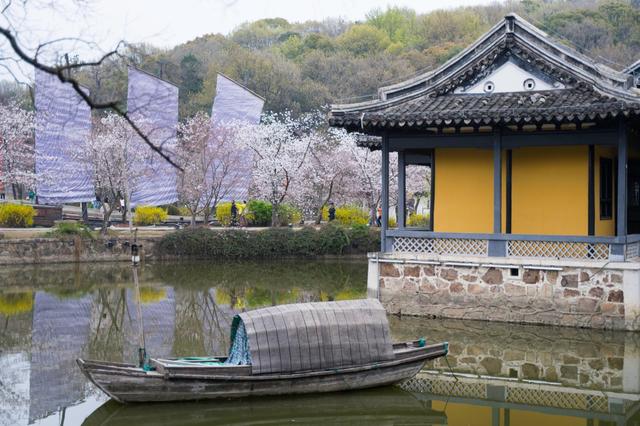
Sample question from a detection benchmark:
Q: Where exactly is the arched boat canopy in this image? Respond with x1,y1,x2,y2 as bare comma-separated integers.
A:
228,299,394,375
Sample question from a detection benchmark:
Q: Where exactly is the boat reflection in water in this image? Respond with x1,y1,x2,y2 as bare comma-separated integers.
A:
82,387,446,426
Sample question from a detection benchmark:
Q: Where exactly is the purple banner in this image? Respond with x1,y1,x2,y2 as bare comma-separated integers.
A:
211,74,264,201
35,69,94,204
127,67,179,207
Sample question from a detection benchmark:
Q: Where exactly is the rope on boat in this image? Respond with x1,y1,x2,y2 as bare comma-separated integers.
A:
444,355,458,383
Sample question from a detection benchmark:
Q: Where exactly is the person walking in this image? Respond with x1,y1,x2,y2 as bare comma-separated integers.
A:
231,200,238,227
376,206,382,227
328,202,336,222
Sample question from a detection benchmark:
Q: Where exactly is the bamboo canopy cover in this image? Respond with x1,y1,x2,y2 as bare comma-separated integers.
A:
228,299,395,375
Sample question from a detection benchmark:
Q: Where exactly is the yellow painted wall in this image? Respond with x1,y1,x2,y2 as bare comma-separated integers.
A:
431,400,587,426
594,146,616,236
511,146,588,235
433,148,493,233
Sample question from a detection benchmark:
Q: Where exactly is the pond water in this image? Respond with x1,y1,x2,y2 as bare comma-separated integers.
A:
2,260,640,425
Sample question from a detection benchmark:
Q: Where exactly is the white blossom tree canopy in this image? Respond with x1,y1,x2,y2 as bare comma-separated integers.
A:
35,68,94,204
127,67,179,207
0,103,35,196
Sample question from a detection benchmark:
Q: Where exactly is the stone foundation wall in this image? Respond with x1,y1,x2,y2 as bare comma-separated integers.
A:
0,237,159,265
378,260,630,329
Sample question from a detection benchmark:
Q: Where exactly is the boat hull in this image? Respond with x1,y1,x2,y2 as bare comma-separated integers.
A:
77,343,446,403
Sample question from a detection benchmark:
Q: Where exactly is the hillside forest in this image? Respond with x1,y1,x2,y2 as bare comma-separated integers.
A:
2,0,640,118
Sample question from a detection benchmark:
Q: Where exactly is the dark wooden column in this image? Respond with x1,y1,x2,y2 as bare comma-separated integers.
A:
617,119,628,237
493,130,502,234
588,145,595,236
397,151,406,229
381,134,390,252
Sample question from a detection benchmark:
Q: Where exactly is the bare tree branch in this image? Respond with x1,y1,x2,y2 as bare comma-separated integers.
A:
0,26,182,170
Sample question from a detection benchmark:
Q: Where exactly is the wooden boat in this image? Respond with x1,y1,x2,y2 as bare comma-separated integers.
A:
77,299,448,403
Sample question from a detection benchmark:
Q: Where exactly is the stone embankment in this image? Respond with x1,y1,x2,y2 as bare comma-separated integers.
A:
371,254,640,330
0,236,159,265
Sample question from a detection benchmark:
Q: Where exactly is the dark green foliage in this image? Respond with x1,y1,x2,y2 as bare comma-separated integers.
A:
276,203,302,226
346,224,381,254
74,1,640,118
246,200,272,226
156,224,380,259
163,204,182,216
46,222,94,239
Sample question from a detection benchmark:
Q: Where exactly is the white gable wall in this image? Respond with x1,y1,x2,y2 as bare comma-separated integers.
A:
455,59,565,94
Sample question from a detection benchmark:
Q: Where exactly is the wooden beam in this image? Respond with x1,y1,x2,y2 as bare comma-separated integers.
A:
506,149,512,234
588,145,595,236
617,119,628,237
388,129,618,151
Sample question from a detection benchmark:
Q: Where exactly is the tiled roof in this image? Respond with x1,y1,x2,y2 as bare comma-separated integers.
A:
329,14,640,132
330,87,640,130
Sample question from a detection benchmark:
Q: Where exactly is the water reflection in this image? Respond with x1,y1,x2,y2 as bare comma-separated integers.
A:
0,260,367,425
83,387,445,426
3,260,640,425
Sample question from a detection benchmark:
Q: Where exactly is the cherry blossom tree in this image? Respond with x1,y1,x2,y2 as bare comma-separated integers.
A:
176,112,245,226
293,127,356,224
0,103,35,200
238,112,309,226
77,112,148,233
344,142,398,225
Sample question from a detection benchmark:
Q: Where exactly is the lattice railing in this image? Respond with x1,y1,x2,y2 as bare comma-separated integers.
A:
393,237,488,256
626,241,640,260
401,376,486,399
506,387,609,413
507,240,610,260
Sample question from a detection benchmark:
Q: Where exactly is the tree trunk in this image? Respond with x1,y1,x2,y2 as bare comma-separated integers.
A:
191,213,196,226
315,206,323,225
271,203,279,227
101,204,113,235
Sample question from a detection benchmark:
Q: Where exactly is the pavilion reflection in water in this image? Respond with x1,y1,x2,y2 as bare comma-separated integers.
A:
403,372,640,426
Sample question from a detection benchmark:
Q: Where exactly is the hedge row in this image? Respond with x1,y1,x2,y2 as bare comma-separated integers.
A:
156,224,380,258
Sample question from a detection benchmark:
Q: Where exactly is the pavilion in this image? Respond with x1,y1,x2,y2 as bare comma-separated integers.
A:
331,13,640,262
329,14,640,330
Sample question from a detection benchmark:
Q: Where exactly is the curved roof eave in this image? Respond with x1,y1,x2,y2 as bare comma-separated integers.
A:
330,13,638,115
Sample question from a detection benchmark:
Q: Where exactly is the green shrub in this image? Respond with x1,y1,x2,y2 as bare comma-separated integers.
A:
246,200,272,226
388,216,397,228
407,213,430,227
163,204,181,216
345,223,381,253
0,203,35,227
215,202,246,226
335,205,369,226
133,205,168,225
156,224,380,259
46,221,93,238
276,203,302,226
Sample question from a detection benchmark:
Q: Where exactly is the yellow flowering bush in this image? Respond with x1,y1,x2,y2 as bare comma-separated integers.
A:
133,205,168,225
0,203,35,227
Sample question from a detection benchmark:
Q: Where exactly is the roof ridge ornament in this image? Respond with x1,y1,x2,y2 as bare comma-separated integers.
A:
505,14,516,34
